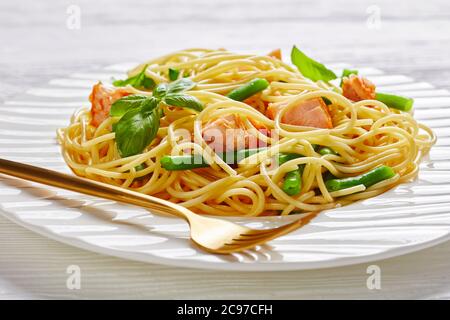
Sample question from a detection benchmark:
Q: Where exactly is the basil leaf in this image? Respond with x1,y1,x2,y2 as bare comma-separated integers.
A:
164,93,203,112
113,100,160,157
153,83,169,99
167,78,196,94
110,95,158,117
113,65,155,90
291,46,337,82
168,68,180,81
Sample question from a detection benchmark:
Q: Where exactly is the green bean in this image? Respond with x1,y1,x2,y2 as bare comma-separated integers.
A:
160,148,266,171
282,170,301,196
134,163,146,171
160,149,303,171
168,68,180,81
278,153,304,196
228,148,265,162
282,165,304,196
160,155,209,171
278,152,303,165
227,78,269,101
325,165,396,192
375,92,414,112
318,146,337,156
277,151,304,195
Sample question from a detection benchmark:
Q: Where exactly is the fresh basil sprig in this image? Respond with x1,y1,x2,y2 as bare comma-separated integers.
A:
291,46,337,82
153,78,202,111
111,78,203,157
113,65,155,90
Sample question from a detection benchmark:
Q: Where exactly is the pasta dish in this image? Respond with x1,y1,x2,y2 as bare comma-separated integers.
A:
57,46,436,216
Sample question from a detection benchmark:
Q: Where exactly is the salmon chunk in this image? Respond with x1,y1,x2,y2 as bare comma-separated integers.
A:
342,74,376,101
266,98,333,129
203,115,266,152
89,82,131,127
268,49,282,60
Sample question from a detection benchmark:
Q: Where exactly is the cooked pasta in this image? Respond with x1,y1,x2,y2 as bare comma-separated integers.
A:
57,47,436,216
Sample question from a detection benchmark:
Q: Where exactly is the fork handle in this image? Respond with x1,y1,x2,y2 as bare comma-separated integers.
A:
0,158,194,220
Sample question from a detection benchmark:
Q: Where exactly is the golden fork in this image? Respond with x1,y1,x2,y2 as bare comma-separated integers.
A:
0,158,317,254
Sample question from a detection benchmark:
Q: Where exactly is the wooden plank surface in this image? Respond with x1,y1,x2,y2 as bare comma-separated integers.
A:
1,0,449,299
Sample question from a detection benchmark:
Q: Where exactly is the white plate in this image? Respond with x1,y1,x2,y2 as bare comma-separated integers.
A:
1,63,450,271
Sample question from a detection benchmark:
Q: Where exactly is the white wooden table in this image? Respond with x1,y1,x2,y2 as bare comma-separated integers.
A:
1,0,450,299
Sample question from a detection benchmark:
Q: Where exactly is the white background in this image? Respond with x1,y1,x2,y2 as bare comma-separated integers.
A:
1,0,449,299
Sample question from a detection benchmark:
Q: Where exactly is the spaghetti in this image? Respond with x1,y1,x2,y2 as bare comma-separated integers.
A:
57,47,436,216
